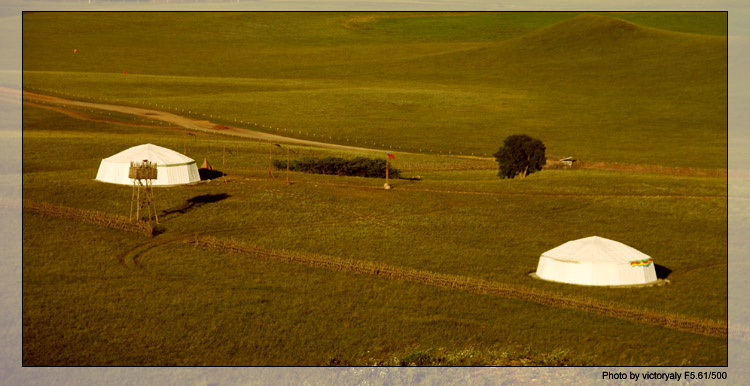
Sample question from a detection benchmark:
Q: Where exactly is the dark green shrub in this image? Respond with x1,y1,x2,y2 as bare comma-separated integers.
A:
274,156,400,179
493,134,546,179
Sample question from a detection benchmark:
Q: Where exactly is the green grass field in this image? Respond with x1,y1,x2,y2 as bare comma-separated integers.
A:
22,12,726,167
23,103,726,365
21,12,727,366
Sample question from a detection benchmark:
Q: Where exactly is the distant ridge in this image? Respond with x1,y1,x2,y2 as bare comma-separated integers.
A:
388,13,726,82
514,13,654,46
489,13,717,58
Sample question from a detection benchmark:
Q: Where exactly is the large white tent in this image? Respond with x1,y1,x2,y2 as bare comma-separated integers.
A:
535,236,657,286
96,143,200,186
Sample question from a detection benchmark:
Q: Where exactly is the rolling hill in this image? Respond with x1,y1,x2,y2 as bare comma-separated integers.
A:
20,12,728,366
22,12,726,168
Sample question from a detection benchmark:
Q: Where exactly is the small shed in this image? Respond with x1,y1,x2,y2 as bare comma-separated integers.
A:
560,157,576,168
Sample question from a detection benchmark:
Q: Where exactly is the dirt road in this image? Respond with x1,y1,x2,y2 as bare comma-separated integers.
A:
17,88,379,153
12,87,729,177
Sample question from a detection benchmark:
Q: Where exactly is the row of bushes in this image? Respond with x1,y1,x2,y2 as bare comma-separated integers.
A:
273,156,400,179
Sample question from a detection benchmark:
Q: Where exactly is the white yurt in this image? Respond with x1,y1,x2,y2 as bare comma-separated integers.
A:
535,236,657,286
96,143,200,186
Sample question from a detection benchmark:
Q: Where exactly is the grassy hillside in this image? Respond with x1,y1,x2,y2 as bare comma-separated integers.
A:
22,12,726,168
22,105,726,365
21,12,727,77
21,12,728,366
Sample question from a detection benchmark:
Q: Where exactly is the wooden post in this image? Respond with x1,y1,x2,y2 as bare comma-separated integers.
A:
136,181,141,220
268,143,273,179
130,180,136,221
222,144,226,183
384,158,391,190
147,190,153,222
151,180,158,222
149,179,154,222
386,160,389,185
285,147,290,185
129,161,158,223
151,179,159,224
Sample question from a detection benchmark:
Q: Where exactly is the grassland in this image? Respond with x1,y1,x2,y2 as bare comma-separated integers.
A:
22,12,726,168
22,103,726,365
22,12,727,366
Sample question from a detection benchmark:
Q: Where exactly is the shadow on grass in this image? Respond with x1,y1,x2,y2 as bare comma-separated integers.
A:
160,193,231,221
151,224,166,236
199,168,225,181
655,264,672,279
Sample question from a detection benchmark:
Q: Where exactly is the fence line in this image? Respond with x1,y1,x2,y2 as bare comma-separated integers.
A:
23,200,153,236
191,235,730,339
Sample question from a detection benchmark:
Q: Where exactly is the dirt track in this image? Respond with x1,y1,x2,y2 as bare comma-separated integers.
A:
17,88,380,153
13,87,729,177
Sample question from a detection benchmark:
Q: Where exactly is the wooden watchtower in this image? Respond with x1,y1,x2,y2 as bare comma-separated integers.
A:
129,160,159,224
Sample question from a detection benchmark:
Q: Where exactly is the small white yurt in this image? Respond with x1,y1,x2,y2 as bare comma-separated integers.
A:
96,143,200,186
535,236,657,286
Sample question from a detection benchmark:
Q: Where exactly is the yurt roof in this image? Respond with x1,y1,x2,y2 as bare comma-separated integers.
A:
103,143,194,165
96,143,200,186
540,236,650,264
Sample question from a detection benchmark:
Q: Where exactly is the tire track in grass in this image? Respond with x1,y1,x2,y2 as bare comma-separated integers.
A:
30,206,741,342
118,232,189,268
21,90,378,153
20,89,732,339
16,88,730,178
190,235,733,340
118,194,455,270
129,234,746,341
24,100,176,130
399,187,726,200
119,216,409,268
23,200,153,237
25,188,737,340
233,175,725,201
117,172,731,338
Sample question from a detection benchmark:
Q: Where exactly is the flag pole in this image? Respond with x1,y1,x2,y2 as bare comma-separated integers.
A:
383,153,393,190
222,144,226,183
384,152,392,190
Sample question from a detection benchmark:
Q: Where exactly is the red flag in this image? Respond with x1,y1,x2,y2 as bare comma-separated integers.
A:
386,152,395,159
123,71,128,75
73,49,78,53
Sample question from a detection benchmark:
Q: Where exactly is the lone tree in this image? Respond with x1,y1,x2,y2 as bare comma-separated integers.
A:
493,134,546,179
